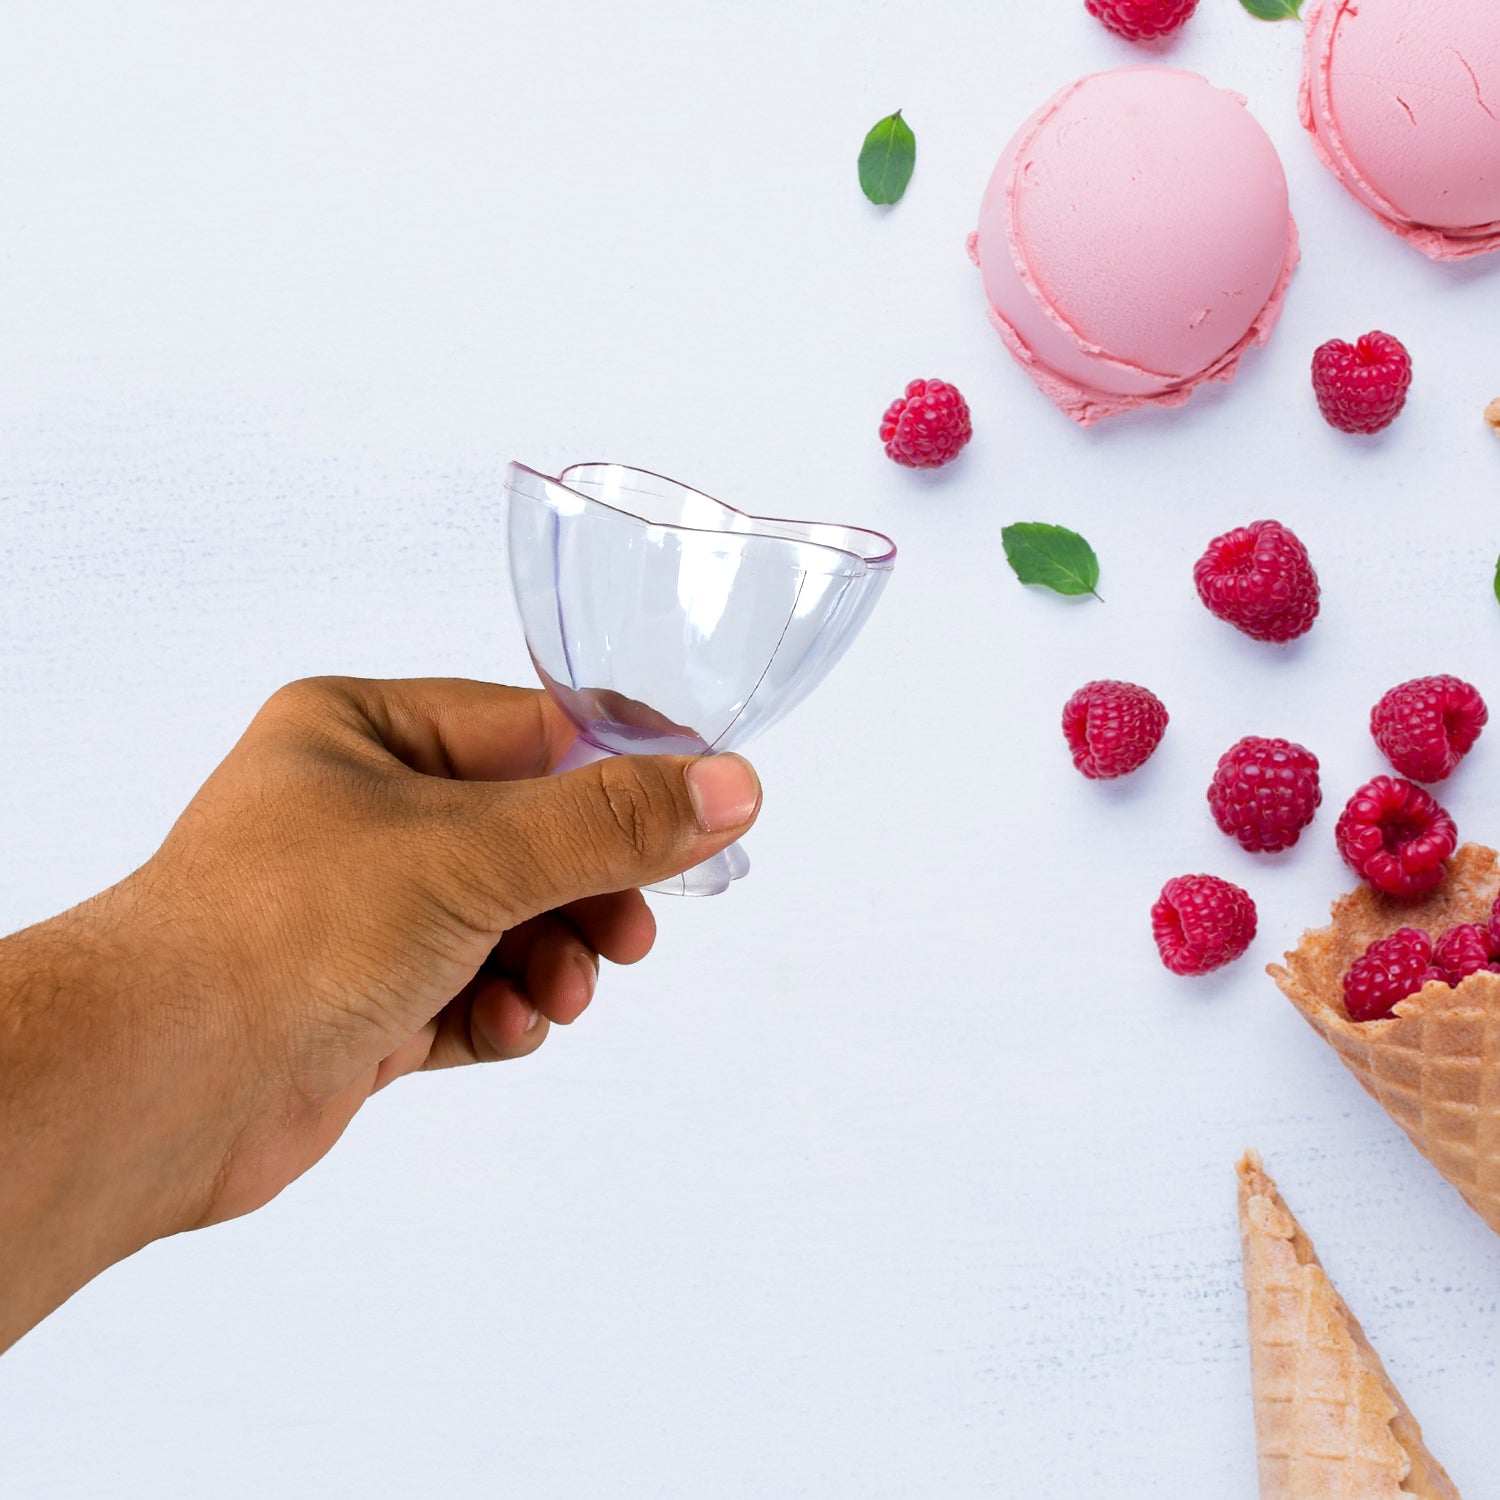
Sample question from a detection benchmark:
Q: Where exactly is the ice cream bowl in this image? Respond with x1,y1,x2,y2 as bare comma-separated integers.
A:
503,461,896,895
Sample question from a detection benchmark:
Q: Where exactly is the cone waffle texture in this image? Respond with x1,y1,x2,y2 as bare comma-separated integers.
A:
1269,843,1500,1237
1237,1153,1459,1499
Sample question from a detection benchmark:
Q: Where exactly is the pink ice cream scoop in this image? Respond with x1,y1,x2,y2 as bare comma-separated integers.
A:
968,68,1299,427
1302,0,1500,260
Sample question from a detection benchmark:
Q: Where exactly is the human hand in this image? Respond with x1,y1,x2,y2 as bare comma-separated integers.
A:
0,677,761,1348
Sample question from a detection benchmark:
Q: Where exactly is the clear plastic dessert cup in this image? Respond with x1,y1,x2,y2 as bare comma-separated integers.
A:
504,462,896,895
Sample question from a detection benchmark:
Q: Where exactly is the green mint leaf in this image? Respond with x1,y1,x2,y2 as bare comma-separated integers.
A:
1238,0,1303,19
1001,523,1102,601
1493,551,1500,607
858,110,916,206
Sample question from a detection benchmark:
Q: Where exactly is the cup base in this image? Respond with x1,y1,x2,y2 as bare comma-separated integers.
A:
646,841,750,898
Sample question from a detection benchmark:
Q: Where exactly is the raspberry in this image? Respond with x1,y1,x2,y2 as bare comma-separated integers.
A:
1370,675,1488,783
1334,775,1458,899
1085,0,1198,41
1432,923,1500,985
879,379,972,469
1062,680,1168,780
1193,520,1320,644
1311,331,1413,435
1207,737,1321,853
1151,875,1256,976
1343,928,1441,1022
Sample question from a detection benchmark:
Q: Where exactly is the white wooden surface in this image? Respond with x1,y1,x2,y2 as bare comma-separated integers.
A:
2,3,1498,1494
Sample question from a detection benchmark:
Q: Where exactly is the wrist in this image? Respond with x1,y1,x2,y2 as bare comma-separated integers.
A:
0,879,236,1349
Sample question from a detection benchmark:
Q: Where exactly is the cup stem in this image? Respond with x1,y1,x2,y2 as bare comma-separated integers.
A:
645,842,750,898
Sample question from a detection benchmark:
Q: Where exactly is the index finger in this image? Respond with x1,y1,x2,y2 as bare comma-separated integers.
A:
331,677,580,782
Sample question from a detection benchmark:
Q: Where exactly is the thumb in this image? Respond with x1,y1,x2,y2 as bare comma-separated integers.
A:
465,752,762,922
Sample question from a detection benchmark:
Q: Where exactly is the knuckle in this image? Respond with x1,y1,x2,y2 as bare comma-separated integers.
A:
258,677,336,735
265,676,331,714
256,677,370,758
596,761,673,861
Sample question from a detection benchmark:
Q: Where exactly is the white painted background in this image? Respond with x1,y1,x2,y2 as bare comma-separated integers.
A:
2,2,1498,1494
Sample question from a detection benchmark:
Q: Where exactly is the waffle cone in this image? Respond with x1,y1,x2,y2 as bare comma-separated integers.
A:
1237,1153,1459,1498
1269,843,1500,1237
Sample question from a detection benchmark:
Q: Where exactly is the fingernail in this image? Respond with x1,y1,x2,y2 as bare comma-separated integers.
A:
523,1003,542,1032
575,951,599,1004
687,754,761,834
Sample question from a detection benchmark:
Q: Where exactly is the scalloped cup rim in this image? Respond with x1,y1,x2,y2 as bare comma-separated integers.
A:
506,460,897,573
